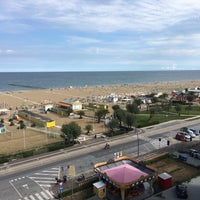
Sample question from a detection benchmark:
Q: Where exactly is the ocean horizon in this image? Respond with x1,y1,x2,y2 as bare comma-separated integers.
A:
0,70,200,92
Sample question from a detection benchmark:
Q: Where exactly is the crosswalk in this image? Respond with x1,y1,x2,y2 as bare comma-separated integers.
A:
136,135,171,149
18,190,54,200
28,167,59,189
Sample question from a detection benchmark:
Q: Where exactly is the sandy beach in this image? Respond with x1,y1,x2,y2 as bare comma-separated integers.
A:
1,79,200,155
1,80,200,109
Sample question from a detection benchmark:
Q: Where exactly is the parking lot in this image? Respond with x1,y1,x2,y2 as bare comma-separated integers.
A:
147,147,200,200
148,176,200,200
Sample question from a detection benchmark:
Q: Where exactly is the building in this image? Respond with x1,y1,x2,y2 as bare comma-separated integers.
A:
93,156,156,200
56,99,82,111
42,104,54,112
18,110,55,128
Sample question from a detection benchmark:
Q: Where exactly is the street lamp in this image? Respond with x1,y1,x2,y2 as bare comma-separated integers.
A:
136,127,139,157
23,129,26,150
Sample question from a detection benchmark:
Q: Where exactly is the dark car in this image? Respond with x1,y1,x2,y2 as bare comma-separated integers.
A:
176,184,188,199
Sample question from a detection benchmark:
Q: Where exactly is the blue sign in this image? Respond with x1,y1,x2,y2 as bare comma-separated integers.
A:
59,186,64,191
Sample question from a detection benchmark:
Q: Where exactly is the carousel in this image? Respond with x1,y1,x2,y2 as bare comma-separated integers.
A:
93,156,156,200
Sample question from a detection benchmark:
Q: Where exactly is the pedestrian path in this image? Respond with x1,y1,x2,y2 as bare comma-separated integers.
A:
28,167,58,189
18,190,54,200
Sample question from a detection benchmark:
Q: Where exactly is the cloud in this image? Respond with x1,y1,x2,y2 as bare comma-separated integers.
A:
1,0,200,33
66,36,101,45
0,49,16,54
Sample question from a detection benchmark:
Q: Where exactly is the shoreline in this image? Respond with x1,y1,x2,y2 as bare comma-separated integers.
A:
1,80,200,109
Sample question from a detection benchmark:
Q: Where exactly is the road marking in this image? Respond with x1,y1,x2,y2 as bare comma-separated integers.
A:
9,180,23,198
45,190,54,198
51,167,59,170
35,173,58,176
35,193,43,200
29,195,36,200
22,184,29,190
41,191,50,199
38,184,52,187
29,177,55,180
35,180,56,183
42,170,58,173
24,197,29,200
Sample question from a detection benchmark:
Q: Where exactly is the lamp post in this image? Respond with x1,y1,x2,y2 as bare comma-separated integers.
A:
23,129,26,150
136,127,139,157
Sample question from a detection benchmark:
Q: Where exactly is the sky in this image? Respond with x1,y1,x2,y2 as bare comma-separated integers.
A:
1,0,200,72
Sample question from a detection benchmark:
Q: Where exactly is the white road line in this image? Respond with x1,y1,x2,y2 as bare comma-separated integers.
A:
24,197,29,200
45,190,54,198
35,193,43,200
29,195,36,200
51,167,59,170
35,180,56,183
39,184,52,187
9,180,23,198
41,191,50,200
35,173,58,176
42,170,58,173
29,177,55,180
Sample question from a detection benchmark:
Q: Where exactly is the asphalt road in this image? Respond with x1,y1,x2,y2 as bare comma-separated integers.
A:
1,117,200,200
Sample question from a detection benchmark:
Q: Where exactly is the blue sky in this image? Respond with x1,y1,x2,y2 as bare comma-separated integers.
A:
1,0,200,72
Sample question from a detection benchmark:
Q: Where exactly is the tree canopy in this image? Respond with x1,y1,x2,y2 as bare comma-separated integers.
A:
61,122,81,144
126,102,139,114
95,108,109,123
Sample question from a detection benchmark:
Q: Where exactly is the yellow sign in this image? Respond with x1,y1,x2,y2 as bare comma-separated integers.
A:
68,165,75,177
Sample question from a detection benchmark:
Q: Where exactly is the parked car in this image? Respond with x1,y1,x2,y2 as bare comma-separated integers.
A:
188,128,199,136
176,184,188,199
185,130,196,138
180,127,196,138
175,131,191,142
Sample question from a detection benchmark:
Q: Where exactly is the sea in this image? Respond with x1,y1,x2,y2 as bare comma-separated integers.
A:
0,70,200,92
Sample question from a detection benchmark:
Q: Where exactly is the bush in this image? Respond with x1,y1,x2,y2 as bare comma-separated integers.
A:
0,155,10,164
22,150,34,158
0,141,74,164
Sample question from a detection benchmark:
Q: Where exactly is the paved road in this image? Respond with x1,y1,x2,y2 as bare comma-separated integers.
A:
1,117,200,200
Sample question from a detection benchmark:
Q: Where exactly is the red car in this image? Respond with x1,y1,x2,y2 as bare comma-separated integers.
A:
175,131,191,142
